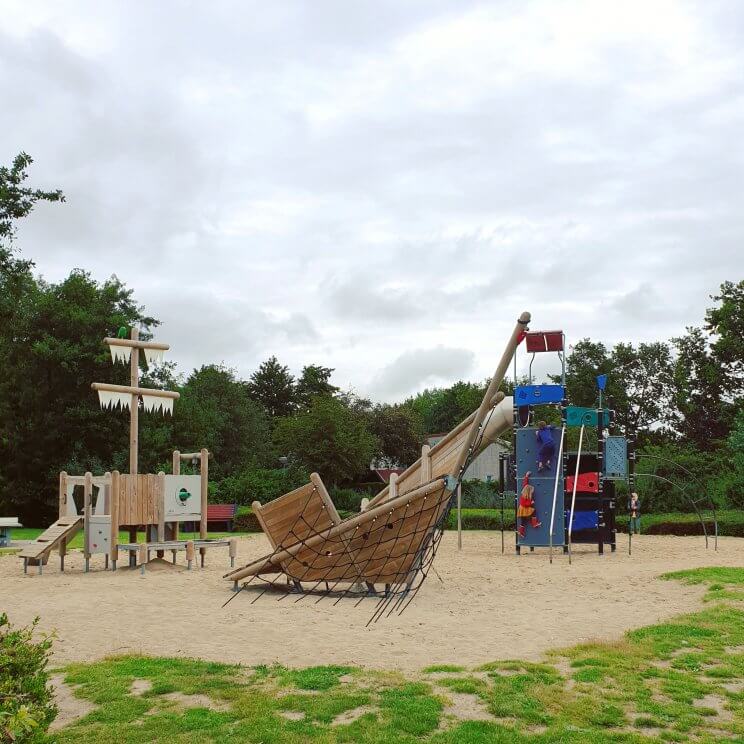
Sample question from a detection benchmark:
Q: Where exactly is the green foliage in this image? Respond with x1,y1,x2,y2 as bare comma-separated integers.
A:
273,396,378,486
217,466,309,506
247,356,298,418
329,487,365,512
460,479,500,508
0,270,157,524
170,365,274,480
404,381,487,435
0,614,56,743
369,403,422,467
0,152,64,244
295,365,339,409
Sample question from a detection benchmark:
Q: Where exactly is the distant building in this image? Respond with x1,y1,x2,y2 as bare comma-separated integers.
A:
424,433,511,483
371,467,406,484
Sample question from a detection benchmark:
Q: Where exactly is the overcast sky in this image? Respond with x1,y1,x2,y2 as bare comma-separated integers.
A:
2,1,742,401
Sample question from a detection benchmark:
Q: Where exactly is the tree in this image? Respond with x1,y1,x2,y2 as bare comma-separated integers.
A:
369,404,422,467
295,364,339,408
171,365,273,479
560,339,613,407
0,271,156,524
671,327,733,448
273,396,378,485
705,280,744,398
404,380,487,434
246,356,297,418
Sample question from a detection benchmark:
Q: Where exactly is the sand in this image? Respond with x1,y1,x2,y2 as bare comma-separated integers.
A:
2,533,742,672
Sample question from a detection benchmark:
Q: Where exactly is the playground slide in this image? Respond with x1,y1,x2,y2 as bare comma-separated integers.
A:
18,517,83,561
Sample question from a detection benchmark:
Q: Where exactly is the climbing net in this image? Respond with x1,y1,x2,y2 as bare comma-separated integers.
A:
226,479,455,624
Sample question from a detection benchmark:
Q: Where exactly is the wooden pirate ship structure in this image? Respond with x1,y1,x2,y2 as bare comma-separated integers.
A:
224,312,530,619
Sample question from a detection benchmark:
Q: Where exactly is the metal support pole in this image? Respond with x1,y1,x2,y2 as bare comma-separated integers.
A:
568,424,585,566
549,426,566,564
457,483,462,550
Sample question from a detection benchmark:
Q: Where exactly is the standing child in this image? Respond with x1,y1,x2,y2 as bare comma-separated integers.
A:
517,471,542,538
629,492,641,535
535,421,556,471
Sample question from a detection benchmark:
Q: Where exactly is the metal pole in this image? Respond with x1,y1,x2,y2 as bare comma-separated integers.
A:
568,424,585,565
549,426,566,564
457,483,462,550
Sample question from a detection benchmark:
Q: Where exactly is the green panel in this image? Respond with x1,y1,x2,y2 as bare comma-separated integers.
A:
565,406,610,428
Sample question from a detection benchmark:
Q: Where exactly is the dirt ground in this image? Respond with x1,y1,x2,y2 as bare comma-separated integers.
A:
2,533,741,672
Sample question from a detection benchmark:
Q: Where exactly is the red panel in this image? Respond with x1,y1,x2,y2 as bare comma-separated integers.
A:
525,330,564,353
565,472,600,493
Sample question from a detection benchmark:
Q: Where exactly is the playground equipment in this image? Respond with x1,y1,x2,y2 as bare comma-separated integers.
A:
224,312,530,618
508,330,626,558
19,329,236,574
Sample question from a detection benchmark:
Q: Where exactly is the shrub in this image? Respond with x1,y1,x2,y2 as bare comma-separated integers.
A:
460,479,500,508
215,465,309,506
0,613,56,743
330,487,365,512
233,511,262,532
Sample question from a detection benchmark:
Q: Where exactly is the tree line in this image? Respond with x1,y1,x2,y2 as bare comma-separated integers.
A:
1,154,742,524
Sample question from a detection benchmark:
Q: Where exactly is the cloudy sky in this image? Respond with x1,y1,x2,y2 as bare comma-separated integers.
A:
2,0,742,400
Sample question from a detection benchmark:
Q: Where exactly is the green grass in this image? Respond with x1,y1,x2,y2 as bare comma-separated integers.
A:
47,567,744,742
8,527,236,550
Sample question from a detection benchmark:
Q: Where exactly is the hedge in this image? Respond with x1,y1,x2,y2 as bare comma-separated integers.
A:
230,507,743,537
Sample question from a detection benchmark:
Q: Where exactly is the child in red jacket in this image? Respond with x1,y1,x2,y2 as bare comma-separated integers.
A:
517,471,542,538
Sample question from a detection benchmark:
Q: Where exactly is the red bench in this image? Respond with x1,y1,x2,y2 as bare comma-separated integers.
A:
206,503,238,532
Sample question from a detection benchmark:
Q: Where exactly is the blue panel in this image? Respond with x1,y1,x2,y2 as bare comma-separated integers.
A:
515,428,564,546
514,384,564,406
517,475,565,547
603,436,627,479
566,510,599,531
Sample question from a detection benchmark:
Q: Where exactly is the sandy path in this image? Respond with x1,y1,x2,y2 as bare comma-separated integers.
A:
2,533,741,671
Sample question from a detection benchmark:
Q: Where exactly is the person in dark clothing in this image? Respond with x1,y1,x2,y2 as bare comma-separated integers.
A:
535,421,556,472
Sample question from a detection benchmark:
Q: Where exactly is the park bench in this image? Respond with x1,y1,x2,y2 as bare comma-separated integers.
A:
207,503,238,532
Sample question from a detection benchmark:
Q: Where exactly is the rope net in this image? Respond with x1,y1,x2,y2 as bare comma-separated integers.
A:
227,478,455,624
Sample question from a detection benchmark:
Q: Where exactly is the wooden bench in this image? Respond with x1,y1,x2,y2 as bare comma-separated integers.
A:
207,503,238,532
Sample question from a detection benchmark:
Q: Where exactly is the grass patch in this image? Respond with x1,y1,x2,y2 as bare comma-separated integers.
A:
48,567,744,742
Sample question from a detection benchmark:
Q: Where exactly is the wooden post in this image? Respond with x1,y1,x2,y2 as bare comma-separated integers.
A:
129,327,139,476
157,471,166,558
59,537,66,572
110,470,120,570
229,538,237,568
171,451,180,542
139,542,147,575
199,448,208,567
59,471,67,519
186,540,195,570
420,445,431,484
389,472,398,500
84,472,92,572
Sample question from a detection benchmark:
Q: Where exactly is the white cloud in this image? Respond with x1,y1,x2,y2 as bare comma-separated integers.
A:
1,0,742,401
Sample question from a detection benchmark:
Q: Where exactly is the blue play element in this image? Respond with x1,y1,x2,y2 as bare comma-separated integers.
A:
515,428,565,547
603,436,628,479
566,510,599,531
596,374,608,391
514,384,564,406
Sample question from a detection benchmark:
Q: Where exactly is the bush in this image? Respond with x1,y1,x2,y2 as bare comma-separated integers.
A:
460,479,500,508
0,613,56,743
215,465,309,506
330,487,365,512
233,511,262,532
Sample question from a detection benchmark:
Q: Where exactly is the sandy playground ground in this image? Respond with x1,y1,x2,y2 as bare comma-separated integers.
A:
2,532,742,672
